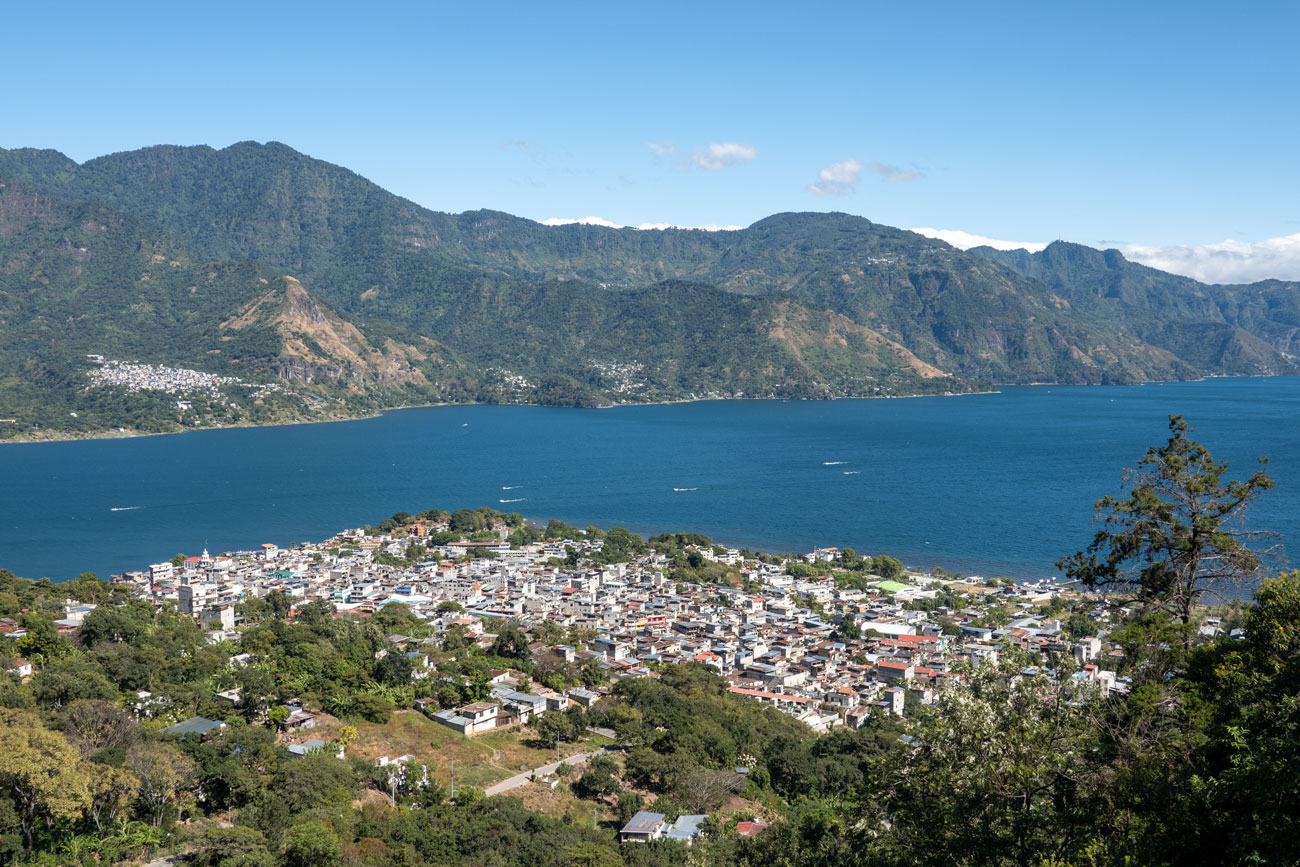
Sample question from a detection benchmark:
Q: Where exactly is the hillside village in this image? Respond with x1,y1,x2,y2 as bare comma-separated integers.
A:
0,507,1279,864
84,510,1134,740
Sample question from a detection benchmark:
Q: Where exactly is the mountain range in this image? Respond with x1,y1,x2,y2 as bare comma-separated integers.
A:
1,141,1296,439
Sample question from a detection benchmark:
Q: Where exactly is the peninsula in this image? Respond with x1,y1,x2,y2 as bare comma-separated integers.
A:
1,490,1291,865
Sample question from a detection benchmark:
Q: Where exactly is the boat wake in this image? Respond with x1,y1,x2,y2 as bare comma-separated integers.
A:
109,506,140,512
501,485,523,490
823,461,847,466
842,471,860,475
672,487,697,492
499,497,526,503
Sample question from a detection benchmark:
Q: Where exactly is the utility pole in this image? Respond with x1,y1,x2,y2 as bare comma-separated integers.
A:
449,758,455,801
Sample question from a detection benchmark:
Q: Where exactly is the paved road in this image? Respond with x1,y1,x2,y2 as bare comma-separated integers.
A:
484,747,607,796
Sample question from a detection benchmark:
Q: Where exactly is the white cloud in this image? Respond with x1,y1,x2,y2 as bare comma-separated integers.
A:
647,141,677,158
691,142,758,170
808,159,923,195
808,159,865,196
539,216,625,228
909,227,1048,253
537,217,742,232
1122,234,1300,283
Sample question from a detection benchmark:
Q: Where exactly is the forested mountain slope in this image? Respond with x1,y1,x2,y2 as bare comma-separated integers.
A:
1,141,1294,437
0,179,475,437
971,241,1300,374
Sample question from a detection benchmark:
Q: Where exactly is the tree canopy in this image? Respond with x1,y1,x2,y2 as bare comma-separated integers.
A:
1058,415,1274,635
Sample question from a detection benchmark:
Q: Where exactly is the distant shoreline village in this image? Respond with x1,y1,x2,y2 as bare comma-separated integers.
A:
2,364,992,445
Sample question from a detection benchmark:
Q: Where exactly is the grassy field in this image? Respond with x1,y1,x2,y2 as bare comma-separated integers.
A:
475,726,612,773
301,710,612,791
506,780,597,822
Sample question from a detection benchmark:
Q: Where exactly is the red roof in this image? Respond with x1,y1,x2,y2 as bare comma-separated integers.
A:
894,634,940,644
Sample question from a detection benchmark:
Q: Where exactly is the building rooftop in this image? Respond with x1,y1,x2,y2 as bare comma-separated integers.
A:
165,716,226,736
665,814,708,840
621,811,667,835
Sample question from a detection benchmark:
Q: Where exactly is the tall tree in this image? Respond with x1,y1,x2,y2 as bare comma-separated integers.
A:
86,763,139,832
1058,415,1274,641
0,709,90,849
63,698,140,759
126,742,197,825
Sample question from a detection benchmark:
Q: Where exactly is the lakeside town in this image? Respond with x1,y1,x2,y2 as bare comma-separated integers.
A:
84,509,1136,738
0,504,1269,857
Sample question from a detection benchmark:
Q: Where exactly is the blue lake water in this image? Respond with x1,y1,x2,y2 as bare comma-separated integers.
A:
2,377,1298,582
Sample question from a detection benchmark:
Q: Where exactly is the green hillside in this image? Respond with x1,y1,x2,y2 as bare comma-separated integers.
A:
0,179,476,438
2,141,1295,437
0,170,967,438
971,241,1300,375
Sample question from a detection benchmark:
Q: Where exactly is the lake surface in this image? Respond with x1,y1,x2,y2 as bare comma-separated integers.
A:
3,378,1297,583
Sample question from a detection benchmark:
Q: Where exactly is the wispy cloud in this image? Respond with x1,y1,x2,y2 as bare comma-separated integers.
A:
1123,234,1300,283
691,142,758,171
909,227,1047,253
499,140,592,177
867,161,922,183
647,141,677,158
502,140,545,166
808,159,923,195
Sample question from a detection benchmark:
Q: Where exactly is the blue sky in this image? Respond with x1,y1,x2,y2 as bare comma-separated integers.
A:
5,0,1300,280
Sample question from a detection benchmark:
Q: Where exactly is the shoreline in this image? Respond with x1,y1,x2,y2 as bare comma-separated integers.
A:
0,371,1283,446
0,385,1048,446
4,374,1293,584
